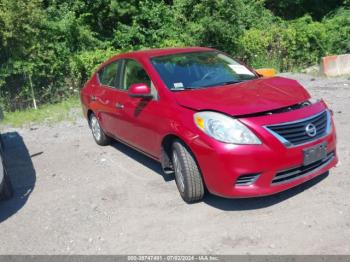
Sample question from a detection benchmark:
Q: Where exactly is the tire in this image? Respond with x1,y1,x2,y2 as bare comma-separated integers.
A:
0,170,13,200
89,113,111,146
172,140,205,203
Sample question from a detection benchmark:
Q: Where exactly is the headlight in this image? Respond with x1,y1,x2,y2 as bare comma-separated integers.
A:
193,111,261,144
301,98,320,107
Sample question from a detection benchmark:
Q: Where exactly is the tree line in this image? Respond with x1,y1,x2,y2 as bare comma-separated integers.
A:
0,0,349,111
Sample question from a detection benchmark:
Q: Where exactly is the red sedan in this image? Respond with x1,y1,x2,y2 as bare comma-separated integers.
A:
80,47,337,203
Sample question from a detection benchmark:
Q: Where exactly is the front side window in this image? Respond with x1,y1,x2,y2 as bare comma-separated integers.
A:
98,61,121,87
151,51,257,90
122,60,151,90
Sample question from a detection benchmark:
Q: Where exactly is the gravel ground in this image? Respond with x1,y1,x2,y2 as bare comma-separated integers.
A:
0,73,349,254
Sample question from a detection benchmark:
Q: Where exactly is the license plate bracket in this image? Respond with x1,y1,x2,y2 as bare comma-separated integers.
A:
303,142,327,166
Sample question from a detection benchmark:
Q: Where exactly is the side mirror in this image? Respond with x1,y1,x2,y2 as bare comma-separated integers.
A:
255,68,277,77
128,83,153,99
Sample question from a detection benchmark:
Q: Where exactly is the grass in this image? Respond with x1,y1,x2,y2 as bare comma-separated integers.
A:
251,56,282,73
2,96,81,128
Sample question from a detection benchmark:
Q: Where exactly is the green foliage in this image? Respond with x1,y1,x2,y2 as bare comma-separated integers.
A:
171,0,276,54
0,0,46,110
113,0,179,49
264,0,347,20
323,8,350,54
238,11,349,71
69,48,119,89
0,0,349,112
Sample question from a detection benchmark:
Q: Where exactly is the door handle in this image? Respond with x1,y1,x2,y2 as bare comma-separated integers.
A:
115,103,124,109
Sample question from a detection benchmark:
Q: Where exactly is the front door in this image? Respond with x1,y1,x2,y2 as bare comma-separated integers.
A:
114,59,160,157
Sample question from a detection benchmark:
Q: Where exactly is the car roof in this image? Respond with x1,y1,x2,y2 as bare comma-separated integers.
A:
120,47,215,58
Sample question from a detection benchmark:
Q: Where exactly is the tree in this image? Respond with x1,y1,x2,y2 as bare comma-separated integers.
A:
0,0,45,109
0,0,349,111
265,0,346,20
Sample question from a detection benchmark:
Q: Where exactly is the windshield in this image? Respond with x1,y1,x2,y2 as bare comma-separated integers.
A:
151,51,257,90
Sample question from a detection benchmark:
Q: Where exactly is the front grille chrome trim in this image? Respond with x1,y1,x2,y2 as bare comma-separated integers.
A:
264,110,332,148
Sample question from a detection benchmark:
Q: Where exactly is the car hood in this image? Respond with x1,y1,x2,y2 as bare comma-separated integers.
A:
173,77,310,116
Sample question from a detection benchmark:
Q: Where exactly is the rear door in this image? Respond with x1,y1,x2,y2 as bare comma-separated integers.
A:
94,60,122,136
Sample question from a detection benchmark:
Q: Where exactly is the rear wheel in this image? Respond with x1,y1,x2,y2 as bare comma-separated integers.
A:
172,140,205,203
89,113,111,146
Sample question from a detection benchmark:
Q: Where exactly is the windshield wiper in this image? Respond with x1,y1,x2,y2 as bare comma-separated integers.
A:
169,81,242,91
218,80,242,86
199,80,241,88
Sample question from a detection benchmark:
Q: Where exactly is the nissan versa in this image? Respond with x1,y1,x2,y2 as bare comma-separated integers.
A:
80,47,338,203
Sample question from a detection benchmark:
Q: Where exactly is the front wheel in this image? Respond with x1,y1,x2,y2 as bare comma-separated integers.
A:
89,113,111,146
172,140,205,203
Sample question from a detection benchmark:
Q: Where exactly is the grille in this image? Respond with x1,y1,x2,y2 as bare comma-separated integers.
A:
272,151,335,185
266,110,330,147
236,173,260,186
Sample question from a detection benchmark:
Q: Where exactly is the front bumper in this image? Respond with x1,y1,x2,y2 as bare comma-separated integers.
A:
189,102,338,198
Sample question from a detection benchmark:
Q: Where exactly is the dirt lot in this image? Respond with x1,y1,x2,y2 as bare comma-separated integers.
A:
0,73,349,254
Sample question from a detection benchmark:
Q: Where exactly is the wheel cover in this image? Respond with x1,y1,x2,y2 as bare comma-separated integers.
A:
91,116,101,141
173,151,185,193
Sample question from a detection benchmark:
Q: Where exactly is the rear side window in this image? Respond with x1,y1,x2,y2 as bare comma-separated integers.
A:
122,60,151,90
98,61,121,87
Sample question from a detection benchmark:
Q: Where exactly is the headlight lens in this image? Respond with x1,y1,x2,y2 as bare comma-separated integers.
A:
193,111,261,144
